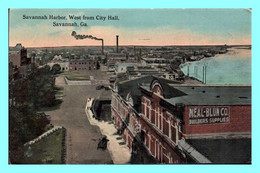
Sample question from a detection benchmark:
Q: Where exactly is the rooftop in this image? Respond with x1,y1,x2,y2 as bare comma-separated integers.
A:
166,85,251,105
140,78,251,105
116,76,180,112
116,76,154,112
186,138,251,164
9,43,24,51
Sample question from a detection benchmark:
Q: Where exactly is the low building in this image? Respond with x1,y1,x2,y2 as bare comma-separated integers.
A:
9,43,31,68
114,63,136,74
107,53,127,68
48,61,70,72
100,64,108,72
69,59,97,71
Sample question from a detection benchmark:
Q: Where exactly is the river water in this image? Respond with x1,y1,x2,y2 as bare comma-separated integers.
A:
180,48,251,85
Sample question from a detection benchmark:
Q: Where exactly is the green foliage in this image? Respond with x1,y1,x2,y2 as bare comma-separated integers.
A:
51,64,61,75
11,64,61,109
9,105,50,143
170,58,182,70
19,128,65,164
9,63,61,163
96,61,100,70
9,130,23,163
9,105,50,163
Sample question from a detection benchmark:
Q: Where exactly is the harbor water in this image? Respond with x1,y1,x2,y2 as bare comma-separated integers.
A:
180,48,251,85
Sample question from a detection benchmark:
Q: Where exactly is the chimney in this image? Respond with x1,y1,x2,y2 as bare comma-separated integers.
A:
101,39,104,55
116,35,119,53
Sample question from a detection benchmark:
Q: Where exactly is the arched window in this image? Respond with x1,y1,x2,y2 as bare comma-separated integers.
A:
150,80,163,97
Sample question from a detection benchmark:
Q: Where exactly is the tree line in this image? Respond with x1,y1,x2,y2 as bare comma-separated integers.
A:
9,63,62,163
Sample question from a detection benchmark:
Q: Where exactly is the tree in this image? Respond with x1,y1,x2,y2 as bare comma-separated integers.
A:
22,64,58,109
96,61,100,70
9,132,23,163
9,105,51,163
51,64,61,75
9,64,55,163
13,80,29,104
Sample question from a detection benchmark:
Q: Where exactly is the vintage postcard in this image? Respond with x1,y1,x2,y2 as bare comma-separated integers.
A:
8,9,251,164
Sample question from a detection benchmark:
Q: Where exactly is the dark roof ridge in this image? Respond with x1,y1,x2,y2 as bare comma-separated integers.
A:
149,76,186,98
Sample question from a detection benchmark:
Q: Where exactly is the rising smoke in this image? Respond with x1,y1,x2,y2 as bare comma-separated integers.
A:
71,31,103,41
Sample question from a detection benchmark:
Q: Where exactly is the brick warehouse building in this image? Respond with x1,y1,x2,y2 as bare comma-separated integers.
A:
69,59,97,71
9,43,31,68
111,76,251,164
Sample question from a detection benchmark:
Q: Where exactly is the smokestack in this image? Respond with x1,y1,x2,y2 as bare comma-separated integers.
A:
139,48,142,62
71,31,104,55
101,40,104,55
116,35,119,53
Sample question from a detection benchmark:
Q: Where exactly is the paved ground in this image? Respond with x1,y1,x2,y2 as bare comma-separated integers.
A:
45,76,113,164
86,99,131,164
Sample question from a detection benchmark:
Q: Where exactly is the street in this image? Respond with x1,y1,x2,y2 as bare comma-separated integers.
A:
46,76,113,164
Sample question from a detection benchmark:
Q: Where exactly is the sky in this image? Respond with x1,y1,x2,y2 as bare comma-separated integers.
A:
9,9,251,47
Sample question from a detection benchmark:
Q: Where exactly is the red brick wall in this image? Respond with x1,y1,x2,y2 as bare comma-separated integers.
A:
69,60,96,71
183,105,251,135
9,52,21,67
140,118,183,163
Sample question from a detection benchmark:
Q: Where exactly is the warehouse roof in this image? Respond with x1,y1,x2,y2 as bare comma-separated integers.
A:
140,78,251,105
116,76,154,112
116,76,180,112
166,85,251,105
186,138,251,164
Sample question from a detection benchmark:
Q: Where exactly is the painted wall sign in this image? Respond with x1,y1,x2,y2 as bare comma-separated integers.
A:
188,106,230,125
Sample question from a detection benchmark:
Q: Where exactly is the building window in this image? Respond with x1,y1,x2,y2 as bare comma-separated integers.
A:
155,105,158,127
171,125,177,142
157,106,160,128
156,142,160,160
151,137,156,156
159,108,163,131
151,108,155,124
145,133,150,149
163,117,169,137
142,103,145,116
149,135,151,151
146,104,150,119
140,130,145,142
144,104,147,117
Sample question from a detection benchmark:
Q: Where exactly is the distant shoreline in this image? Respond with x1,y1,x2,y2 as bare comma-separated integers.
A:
179,47,251,85
9,44,252,49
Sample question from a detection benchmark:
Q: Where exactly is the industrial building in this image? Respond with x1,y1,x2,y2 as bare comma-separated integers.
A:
9,43,31,68
69,59,97,71
9,43,32,79
106,53,128,69
111,76,251,164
